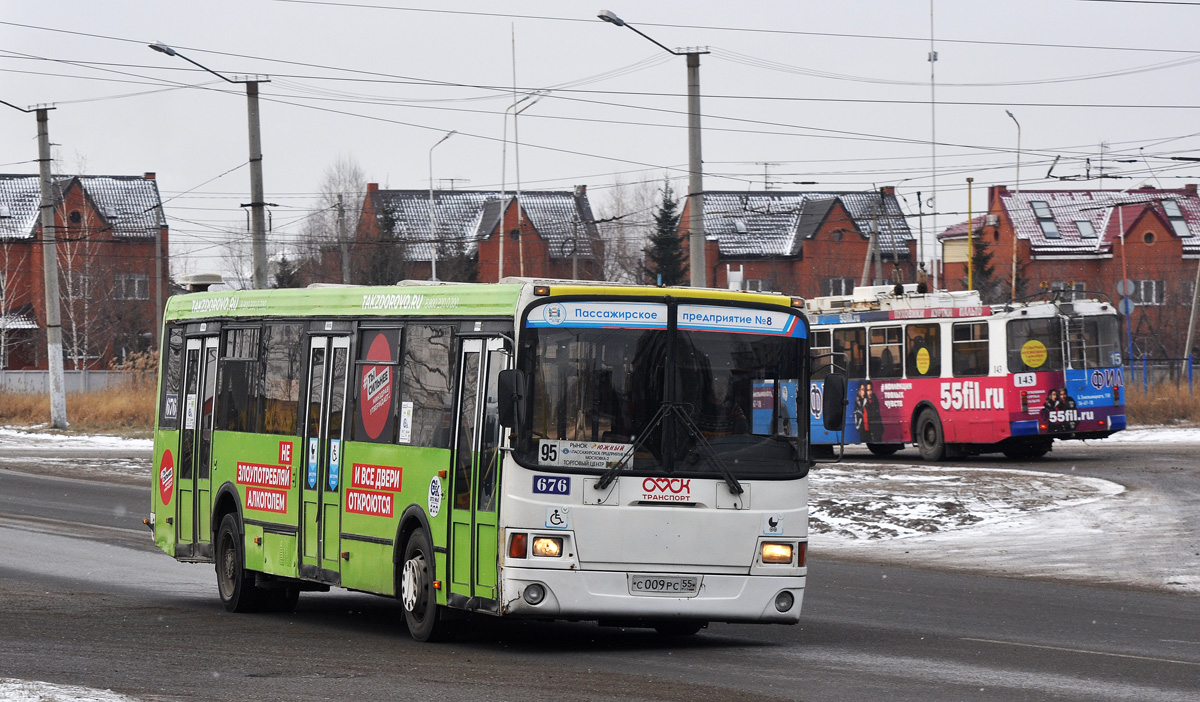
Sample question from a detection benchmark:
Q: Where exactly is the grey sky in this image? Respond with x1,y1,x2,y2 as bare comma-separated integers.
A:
4,0,1200,280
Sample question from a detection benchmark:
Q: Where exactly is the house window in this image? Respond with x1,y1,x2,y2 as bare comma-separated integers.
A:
1162,200,1191,238
1131,279,1164,306
1050,281,1085,300
1075,220,1096,238
115,273,150,300
825,277,855,296
743,278,770,292
1182,281,1196,306
1143,231,1156,245
1030,200,1059,238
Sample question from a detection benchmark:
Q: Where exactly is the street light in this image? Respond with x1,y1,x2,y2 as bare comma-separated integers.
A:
428,130,457,281
1006,110,1021,300
599,9,708,288
500,91,545,280
149,41,271,289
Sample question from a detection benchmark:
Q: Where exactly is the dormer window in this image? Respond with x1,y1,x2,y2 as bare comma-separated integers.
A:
1030,200,1059,238
0,205,10,218
1161,199,1191,238
1075,220,1096,238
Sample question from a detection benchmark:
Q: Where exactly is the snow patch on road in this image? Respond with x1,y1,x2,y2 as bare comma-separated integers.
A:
0,427,152,452
0,679,140,702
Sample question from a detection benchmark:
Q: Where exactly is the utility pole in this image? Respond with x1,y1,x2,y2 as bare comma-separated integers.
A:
149,43,270,288
337,194,349,284
572,214,579,280
1006,110,1021,300
967,177,975,291
599,11,708,287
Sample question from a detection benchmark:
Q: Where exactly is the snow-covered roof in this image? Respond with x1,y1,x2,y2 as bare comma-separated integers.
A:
939,186,1200,256
368,188,600,261
0,174,165,241
701,190,913,258
0,303,37,330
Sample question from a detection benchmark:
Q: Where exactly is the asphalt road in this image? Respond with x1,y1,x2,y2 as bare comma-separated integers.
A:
1,444,1198,701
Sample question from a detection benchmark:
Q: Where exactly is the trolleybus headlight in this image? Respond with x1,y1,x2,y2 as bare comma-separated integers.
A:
509,533,528,559
532,537,563,558
523,583,546,605
761,542,793,564
775,591,795,612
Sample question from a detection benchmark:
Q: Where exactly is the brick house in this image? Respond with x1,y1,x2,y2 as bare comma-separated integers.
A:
351,184,603,283
677,188,915,296
939,184,1200,357
0,173,169,370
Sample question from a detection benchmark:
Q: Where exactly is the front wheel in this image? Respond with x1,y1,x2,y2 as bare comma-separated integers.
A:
400,529,446,642
867,443,903,457
216,514,265,613
915,409,946,462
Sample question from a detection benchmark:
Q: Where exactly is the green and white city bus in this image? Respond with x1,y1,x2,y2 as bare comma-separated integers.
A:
149,279,844,640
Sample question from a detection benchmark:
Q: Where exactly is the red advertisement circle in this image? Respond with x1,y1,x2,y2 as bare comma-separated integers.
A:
159,449,175,506
359,332,394,440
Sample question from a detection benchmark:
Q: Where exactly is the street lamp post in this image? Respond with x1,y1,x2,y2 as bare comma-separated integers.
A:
599,10,708,288
150,42,271,289
499,93,543,281
428,130,457,281
1006,110,1021,300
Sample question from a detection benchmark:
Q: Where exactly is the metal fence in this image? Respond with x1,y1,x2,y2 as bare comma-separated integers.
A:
0,370,128,394
1126,356,1196,394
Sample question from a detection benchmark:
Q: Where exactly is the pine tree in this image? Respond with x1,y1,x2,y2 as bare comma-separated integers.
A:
272,254,303,288
964,237,1003,304
644,179,687,286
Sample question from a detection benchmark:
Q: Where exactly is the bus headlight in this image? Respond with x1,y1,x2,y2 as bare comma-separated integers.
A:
761,542,793,564
532,537,563,558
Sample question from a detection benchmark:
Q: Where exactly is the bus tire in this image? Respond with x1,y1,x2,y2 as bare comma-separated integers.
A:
654,620,706,636
866,443,903,457
400,529,445,642
915,409,946,461
215,513,265,613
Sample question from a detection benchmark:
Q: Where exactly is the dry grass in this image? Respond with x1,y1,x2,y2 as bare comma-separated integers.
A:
0,351,157,437
1124,382,1200,426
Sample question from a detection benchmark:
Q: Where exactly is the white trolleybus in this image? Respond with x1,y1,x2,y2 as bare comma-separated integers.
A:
148,280,846,640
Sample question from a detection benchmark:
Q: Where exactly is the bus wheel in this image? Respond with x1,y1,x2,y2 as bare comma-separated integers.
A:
915,409,946,461
400,529,444,642
654,620,706,636
215,514,265,613
867,443,903,457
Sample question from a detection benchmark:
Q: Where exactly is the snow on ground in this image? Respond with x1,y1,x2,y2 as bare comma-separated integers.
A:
0,427,152,452
1097,425,1200,443
0,680,139,702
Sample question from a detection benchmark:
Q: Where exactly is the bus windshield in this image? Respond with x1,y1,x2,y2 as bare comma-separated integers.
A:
516,321,805,478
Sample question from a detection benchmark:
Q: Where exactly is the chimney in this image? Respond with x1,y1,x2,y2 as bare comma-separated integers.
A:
367,182,380,193
574,184,586,196
880,186,895,196
143,172,156,180
1187,183,1197,195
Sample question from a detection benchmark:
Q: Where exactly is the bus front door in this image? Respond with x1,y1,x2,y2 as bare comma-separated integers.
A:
449,337,507,611
299,334,351,582
176,335,219,560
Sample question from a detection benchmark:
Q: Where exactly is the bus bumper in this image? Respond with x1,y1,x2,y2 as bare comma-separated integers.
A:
500,567,805,623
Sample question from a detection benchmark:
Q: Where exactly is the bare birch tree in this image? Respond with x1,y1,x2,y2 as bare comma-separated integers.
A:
594,173,659,284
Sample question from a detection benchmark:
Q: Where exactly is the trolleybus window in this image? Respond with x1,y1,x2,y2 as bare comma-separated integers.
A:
952,322,989,377
832,327,866,379
809,329,832,380
905,323,940,378
1007,318,1064,373
261,322,303,435
869,326,903,379
1066,316,1121,369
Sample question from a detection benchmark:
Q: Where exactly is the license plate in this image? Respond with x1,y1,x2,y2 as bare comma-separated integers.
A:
627,574,702,597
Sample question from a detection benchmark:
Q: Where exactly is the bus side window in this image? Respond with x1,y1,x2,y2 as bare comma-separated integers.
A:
401,325,455,449
905,323,941,378
217,327,262,433
158,325,185,429
952,322,989,377
832,327,866,380
351,327,401,444
869,326,902,379
810,329,832,380
262,323,303,435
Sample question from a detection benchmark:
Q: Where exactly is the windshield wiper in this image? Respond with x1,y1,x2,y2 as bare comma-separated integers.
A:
594,402,744,496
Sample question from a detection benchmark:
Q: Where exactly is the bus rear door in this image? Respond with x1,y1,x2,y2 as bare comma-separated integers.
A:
448,337,507,611
300,334,351,582
176,334,219,559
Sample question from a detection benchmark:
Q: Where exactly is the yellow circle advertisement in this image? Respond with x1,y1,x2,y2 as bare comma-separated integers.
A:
1021,340,1048,368
916,347,931,375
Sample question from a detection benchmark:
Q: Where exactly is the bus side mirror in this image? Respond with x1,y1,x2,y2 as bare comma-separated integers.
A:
498,369,525,429
822,373,847,432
